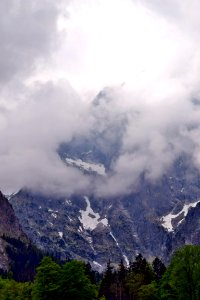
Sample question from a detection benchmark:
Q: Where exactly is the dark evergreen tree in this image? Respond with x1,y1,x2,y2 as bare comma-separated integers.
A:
99,260,115,300
152,257,166,280
130,254,147,274
85,262,100,285
126,254,155,299
117,259,127,300
118,259,127,282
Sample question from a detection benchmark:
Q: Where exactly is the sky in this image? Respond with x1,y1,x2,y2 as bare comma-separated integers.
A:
1,0,200,196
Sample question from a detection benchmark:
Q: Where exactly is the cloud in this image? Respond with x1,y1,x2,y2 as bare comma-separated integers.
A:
0,0,93,195
1,0,200,197
91,85,200,196
0,0,61,86
0,81,92,195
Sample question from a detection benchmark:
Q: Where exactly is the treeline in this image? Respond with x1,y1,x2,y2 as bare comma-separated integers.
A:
99,254,165,299
0,258,98,299
0,245,200,299
99,245,200,299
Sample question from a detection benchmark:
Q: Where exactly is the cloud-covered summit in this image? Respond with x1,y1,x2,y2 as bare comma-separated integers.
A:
1,0,200,197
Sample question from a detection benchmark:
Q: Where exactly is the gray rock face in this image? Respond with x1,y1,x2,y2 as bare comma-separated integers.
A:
0,191,27,270
172,202,200,249
9,155,200,268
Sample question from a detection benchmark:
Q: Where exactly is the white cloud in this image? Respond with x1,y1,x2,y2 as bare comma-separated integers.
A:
1,0,200,197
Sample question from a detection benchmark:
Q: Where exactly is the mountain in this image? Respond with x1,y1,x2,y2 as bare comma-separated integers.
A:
0,191,27,271
9,154,200,270
7,89,200,269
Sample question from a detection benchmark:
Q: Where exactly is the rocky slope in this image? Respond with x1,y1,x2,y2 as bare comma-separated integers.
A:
9,155,200,269
0,191,27,271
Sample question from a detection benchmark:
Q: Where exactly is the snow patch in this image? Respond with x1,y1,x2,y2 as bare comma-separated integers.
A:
65,199,72,205
65,158,106,176
93,261,102,268
78,226,83,232
161,200,200,232
58,232,63,238
79,196,108,230
109,232,129,266
51,213,57,219
92,261,104,272
85,236,93,244
110,232,119,247
81,150,92,156
4,190,19,200
123,255,129,267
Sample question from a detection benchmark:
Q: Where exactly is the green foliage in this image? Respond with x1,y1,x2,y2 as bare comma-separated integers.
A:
0,277,33,300
0,257,98,300
0,245,199,300
138,282,160,300
32,256,61,300
160,245,200,300
31,257,97,300
59,260,97,300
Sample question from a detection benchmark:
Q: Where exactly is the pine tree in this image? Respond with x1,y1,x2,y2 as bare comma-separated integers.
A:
152,257,166,280
118,259,127,300
99,260,115,300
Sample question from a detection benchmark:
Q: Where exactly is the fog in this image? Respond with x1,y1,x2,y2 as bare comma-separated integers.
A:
1,0,200,197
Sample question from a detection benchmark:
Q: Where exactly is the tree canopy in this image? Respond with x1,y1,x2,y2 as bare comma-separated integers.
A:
0,245,200,299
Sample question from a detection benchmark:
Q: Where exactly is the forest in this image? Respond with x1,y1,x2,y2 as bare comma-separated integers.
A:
0,244,200,299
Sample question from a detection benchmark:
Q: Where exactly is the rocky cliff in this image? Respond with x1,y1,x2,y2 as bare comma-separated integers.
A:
0,191,27,271
9,155,200,269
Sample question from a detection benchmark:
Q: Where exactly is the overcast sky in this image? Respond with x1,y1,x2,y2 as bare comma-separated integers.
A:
1,0,200,197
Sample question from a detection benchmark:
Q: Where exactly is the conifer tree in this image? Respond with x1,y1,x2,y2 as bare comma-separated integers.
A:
152,257,166,280
99,260,115,299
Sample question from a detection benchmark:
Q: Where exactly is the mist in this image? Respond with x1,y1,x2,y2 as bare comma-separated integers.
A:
1,0,200,197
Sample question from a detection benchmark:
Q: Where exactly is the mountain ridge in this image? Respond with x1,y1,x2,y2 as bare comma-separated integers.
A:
9,153,200,268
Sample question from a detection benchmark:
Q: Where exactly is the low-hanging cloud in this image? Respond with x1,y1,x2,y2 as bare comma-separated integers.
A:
94,88,200,196
0,81,93,195
1,0,200,197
